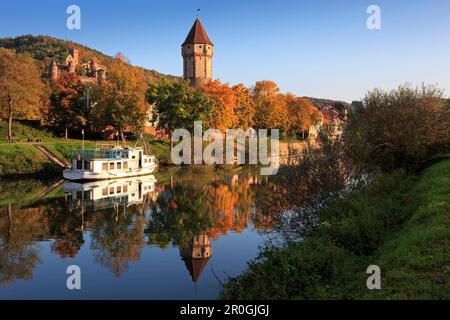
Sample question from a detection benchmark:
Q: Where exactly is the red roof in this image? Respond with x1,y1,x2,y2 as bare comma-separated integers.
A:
182,257,211,283
182,18,213,46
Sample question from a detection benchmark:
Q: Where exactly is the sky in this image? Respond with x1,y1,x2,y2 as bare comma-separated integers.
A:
0,0,449,102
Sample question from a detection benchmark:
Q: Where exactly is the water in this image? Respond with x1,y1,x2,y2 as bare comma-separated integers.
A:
0,166,292,300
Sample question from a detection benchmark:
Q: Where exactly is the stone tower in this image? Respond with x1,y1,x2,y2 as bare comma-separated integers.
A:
182,18,214,86
50,61,59,81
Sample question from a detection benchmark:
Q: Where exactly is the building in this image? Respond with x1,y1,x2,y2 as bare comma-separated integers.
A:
49,49,107,86
180,234,212,283
182,18,214,86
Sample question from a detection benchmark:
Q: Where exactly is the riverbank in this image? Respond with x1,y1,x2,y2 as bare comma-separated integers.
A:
220,155,450,300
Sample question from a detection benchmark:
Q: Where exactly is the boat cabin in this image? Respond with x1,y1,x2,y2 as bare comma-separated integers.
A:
70,146,156,174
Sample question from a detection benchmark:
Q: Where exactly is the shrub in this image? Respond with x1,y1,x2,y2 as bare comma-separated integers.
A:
345,84,450,171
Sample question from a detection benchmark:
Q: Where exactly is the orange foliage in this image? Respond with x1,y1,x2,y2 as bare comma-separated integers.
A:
252,81,289,131
200,80,238,131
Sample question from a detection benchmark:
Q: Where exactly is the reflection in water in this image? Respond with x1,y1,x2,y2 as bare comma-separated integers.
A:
0,168,288,292
181,234,212,283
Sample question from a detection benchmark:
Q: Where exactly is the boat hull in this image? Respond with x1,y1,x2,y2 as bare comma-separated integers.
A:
63,164,157,181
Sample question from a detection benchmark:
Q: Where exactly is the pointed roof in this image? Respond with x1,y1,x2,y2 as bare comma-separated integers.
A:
182,257,211,283
182,18,213,46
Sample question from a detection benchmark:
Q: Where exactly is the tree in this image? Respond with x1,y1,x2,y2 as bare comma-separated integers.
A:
114,52,131,64
0,48,45,141
146,79,213,146
284,93,321,137
47,72,85,140
94,58,148,141
345,84,450,171
252,81,288,132
200,80,237,131
232,83,255,130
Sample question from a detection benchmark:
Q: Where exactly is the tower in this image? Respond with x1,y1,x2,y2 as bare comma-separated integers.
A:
182,18,214,86
180,234,212,283
67,48,79,66
50,61,59,81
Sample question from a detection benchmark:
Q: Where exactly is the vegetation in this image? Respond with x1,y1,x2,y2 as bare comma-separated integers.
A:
221,156,450,299
220,84,450,300
0,48,48,141
345,85,450,171
1,35,337,148
0,121,54,142
0,35,174,81
47,73,86,140
93,59,150,141
0,143,59,177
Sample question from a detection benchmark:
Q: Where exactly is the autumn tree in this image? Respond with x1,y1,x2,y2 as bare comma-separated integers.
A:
46,72,85,140
94,58,149,141
284,93,321,138
200,80,238,131
252,81,289,132
0,48,45,141
114,52,131,64
232,83,255,130
345,84,450,171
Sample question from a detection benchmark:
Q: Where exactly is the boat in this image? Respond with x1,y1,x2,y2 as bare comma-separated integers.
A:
63,144,157,181
63,175,157,209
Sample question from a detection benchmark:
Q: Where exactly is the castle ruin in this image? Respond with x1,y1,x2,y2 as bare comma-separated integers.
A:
49,49,107,85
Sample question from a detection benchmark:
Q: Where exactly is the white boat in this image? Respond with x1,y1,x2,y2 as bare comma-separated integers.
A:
63,145,157,181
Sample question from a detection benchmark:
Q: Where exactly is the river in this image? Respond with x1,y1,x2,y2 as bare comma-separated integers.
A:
0,166,299,300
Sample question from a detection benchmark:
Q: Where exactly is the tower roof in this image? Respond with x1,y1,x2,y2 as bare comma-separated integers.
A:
182,257,211,283
182,18,213,46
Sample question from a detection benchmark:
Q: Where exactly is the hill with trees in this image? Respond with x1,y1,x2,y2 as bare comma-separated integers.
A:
0,35,178,82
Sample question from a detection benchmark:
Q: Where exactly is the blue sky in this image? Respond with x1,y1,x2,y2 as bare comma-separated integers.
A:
1,0,449,101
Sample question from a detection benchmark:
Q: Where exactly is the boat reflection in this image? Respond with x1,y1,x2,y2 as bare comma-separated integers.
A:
63,175,157,210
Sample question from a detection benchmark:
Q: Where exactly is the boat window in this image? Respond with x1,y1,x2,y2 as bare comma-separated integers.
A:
117,186,122,194
102,188,108,196
76,160,82,170
123,185,128,193
117,162,122,170
110,162,115,170
102,163,108,171
123,162,128,170
109,187,115,195
84,160,91,170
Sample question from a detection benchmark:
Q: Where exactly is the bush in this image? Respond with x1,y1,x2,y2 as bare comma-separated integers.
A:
220,238,365,300
316,170,416,255
345,84,450,171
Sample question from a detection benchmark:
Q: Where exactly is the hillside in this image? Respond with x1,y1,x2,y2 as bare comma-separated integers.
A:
0,35,178,82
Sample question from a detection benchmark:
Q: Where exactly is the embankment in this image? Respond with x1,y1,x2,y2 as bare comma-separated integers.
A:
220,155,450,300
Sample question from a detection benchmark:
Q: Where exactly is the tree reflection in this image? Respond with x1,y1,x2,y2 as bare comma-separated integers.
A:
0,167,311,286
0,204,41,286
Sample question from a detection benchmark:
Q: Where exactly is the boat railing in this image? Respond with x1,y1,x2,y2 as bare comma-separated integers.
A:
71,148,130,160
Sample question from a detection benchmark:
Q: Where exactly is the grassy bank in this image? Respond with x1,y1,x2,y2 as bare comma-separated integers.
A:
0,143,60,177
220,155,450,300
0,124,171,177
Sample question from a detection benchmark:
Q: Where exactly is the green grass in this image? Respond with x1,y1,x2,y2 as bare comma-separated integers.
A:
0,178,58,206
0,143,59,177
0,122,55,142
220,155,450,300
